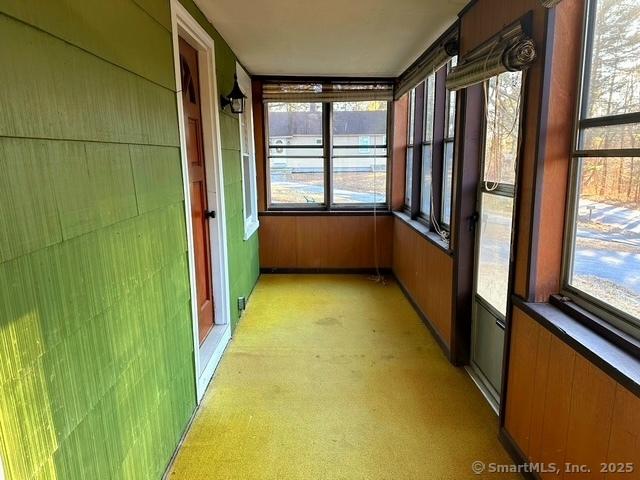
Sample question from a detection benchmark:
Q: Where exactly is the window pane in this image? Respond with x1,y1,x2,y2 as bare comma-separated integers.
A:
483,71,522,185
333,101,387,145
333,158,387,204
441,141,454,227
445,57,458,139
269,157,324,204
331,101,388,204
420,145,432,217
476,193,514,315
584,0,640,119
408,89,416,145
405,148,413,207
268,102,324,205
424,74,436,142
267,102,323,146
580,122,640,150
242,153,254,219
446,89,457,139
568,157,640,320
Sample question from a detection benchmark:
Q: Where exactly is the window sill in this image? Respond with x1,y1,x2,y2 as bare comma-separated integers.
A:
393,211,452,255
513,297,640,397
243,218,259,240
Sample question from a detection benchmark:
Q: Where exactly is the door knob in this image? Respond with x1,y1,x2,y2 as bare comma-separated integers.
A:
205,210,216,219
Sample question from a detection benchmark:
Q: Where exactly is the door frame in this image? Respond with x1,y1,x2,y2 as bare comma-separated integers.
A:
467,72,526,413
170,0,231,403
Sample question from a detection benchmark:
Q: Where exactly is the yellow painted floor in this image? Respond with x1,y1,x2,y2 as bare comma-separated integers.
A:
168,275,518,479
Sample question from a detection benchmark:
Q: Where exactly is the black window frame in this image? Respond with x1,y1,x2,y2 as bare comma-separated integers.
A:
441,57,458,230
420,72,437,222
561,0,640,341
403,59,458,238
265,100,391,211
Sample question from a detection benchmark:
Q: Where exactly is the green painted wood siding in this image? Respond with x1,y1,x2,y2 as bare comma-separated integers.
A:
0,0,259,478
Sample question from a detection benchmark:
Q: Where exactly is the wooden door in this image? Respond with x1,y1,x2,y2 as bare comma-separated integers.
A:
179,37,215,344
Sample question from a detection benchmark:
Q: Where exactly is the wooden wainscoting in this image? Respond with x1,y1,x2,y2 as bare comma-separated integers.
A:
259,214,393,270
392,218,453,352
504,307,640,479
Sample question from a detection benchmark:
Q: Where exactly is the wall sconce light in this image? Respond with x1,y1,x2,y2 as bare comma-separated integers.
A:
220,74,247,114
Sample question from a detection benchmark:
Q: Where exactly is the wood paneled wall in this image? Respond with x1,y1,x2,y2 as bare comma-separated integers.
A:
259,215,393,269
505,308,640,479
392,219,453,349
527,0,584,300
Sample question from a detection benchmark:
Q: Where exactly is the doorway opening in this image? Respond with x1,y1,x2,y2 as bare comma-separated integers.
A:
468,71,524,410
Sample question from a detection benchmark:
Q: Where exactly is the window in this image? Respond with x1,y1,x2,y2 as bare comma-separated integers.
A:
564,0,640,337
403,57,458,239
441,57,458,229
237,64,259,238
476,71,522,315
405,88,417,208
332,101,388,204
266,100,389,208
267,102,325,205
421,73,436,219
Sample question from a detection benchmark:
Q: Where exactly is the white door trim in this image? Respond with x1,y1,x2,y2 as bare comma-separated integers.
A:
170,0,231,403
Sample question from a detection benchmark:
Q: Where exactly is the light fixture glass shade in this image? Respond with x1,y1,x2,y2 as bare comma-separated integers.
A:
222,74,247,114
230,96,245,114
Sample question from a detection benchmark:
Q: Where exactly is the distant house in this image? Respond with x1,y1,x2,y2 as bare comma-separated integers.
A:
269,110,387,172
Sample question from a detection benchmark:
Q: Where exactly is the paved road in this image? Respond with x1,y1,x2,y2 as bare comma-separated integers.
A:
572,242,640,295
580,199,640,235
480,206,640,296
272,181,383,203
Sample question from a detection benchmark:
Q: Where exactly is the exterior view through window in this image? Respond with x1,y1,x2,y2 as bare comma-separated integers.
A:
267,102,324,205
403,57,458,237
475,71,522,315
565,0,640,334
405,88,417,207
441,57,458,229
332,101,388,204
420,74,436,219
267,100,388,206
470,69,523,403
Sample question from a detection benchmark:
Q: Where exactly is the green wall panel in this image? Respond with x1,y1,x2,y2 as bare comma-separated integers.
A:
0,0,259,478
1,0,175,89
132,0,172,31
219,111,241,151
0,138,62,263
0,14,179,146
48,140,139,240
130,145,184,213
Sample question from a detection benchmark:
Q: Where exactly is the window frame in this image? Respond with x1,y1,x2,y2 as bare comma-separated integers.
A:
420,73,437,222
402,59,458,238
441,59,458,230
237,63,259,239
561,0,640,340
265,100,391,211
405,88,417,211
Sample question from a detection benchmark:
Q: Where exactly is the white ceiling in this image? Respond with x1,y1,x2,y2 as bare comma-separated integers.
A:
194,0,467,77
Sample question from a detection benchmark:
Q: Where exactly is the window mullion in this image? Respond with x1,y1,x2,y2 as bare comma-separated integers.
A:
324,102,332,209
411,83,426,219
